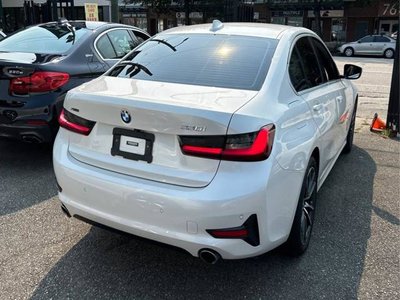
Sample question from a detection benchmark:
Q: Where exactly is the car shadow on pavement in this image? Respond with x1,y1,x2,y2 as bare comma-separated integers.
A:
30,145,376,299
0,139,57,216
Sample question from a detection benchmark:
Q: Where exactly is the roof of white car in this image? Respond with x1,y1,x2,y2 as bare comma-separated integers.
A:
162,22,309,39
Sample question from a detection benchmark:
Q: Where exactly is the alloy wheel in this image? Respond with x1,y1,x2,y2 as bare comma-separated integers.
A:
385,49,394,58
300,166,316,245
345,48,353,57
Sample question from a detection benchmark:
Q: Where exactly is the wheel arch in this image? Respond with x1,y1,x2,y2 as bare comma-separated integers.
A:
311,147,320,178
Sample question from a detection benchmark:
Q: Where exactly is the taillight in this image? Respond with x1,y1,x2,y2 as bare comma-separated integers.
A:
179,124,275,161
58,109,95,136
10,71,69,95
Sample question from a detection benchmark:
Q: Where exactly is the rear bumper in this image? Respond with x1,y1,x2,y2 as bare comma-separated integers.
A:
0,91,65,143
53,129,304,259
0,122,53,143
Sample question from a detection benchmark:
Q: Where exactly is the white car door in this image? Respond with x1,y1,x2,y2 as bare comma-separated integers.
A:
310,37,348,148
289,36,342,176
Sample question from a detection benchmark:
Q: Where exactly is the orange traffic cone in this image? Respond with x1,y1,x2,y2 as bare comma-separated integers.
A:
370,113,386,132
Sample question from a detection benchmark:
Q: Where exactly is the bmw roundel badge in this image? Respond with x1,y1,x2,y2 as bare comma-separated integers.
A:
121,110,131,124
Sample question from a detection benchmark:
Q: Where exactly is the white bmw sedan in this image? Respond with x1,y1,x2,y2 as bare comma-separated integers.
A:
53,21,362,263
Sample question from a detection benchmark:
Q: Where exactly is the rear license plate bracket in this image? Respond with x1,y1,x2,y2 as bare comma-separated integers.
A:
111,128,154,163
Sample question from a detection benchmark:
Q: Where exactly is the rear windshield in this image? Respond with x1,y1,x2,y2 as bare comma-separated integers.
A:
0,24,90,54
108,34,278,90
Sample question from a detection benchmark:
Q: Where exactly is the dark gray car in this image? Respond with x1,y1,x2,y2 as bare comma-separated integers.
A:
338,35,396,58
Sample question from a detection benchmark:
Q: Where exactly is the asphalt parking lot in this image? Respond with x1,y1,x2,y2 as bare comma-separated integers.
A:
0,56,399,299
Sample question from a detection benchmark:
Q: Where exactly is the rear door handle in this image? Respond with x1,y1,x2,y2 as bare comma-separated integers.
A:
313,103,323,112
336,96,343,103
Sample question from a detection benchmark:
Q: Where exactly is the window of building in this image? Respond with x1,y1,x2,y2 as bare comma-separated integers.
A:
331,18,346,42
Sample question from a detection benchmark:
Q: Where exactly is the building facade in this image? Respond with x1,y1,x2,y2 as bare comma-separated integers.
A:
0,0,111,33
253,0,399,42
0,0,398,41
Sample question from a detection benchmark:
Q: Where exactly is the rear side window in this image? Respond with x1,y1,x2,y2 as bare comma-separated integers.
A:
96,29,142,59
132,30,149,44
107,30,139,58
289,48,308,91
108,34,278,90
96,35,116,59
290,37,323,91
311,38,340,81
0,24,90,54
374,36,390,42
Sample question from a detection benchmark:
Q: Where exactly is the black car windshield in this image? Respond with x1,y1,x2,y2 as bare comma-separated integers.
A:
108,34,278,91
0,24,90,54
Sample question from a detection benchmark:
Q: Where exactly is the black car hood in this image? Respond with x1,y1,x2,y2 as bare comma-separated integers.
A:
0,52,63,64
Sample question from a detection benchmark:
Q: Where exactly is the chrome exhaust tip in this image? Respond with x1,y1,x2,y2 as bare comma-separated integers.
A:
22,135,42,143
198,249,221,265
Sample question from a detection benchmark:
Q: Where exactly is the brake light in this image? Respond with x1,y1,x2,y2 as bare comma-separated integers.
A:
179,124,275,161
10,71,69,95
58,109,95,136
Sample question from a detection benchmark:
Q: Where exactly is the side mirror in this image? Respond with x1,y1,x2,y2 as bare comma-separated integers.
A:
357,40,361,43
343,64,362,80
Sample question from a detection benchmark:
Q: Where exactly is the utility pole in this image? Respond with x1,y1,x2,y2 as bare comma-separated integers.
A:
184,0,190,25
0,0,4,31
110,0,119,23
386,33,399,137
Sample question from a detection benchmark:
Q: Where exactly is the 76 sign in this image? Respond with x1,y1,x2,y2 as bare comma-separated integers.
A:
381,2,399,16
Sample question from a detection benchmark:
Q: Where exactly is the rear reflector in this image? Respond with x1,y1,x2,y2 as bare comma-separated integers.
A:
207,214,260,246
58,109,95,136
26,120,47,126
179,124,275,161
209,229,248,238
10,71,69,95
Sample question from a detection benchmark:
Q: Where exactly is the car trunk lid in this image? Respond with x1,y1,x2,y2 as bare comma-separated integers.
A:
65,76,258,187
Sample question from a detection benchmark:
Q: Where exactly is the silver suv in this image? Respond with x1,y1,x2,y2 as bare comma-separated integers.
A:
338,35,396,58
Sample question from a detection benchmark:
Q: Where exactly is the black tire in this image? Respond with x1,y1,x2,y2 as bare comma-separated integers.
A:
342,100,358,154
285,157,318,256
344,47,354,57
384,48,394,59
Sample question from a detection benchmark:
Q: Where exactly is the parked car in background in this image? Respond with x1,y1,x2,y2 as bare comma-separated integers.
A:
0,19,149,143
54,22,362,263
0,31,6,41
338,34,396,58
